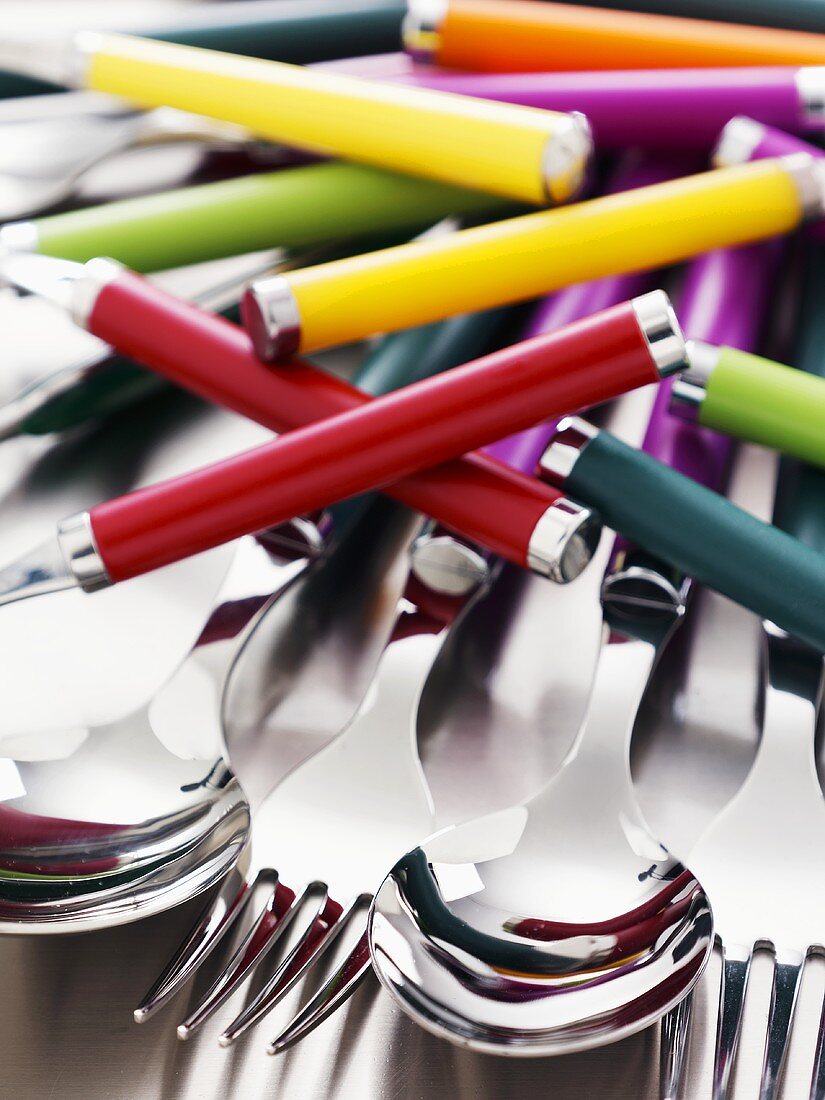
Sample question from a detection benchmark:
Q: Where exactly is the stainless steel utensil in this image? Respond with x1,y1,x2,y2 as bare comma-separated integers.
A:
153,501,488,1051
0,90,264,221
369,554,713,1056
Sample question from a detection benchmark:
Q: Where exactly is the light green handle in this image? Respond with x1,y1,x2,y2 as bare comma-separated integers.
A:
700,344,825,470
34,162,503,273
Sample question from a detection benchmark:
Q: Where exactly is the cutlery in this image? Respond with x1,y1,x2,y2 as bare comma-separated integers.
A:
0,159,502,274
404,0,825,72
133,308,509,1019
0,96,268,223
713,117,825,244
0,258,686,590
172,500,483,1051
0,34,591,208
417,156,673,826
0,0,407,102
383,65,825,153
671,341,825,469
368,237,774,1063
538,417,825,654
241,154,823,358
369,517,712,1056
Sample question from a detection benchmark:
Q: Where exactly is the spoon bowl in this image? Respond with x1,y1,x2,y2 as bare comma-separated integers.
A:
370,580,714,1056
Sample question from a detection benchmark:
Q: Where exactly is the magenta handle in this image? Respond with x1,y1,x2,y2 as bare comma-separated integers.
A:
487,156,689,475
642,239,784,488
387,67,812,152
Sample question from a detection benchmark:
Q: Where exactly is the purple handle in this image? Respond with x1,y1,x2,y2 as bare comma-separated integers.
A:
486,156,692,475
642,239,785,489
386,67,810,152
715,119,825,243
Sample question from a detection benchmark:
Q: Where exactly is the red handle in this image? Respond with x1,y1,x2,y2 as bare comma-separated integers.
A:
87,275,656,581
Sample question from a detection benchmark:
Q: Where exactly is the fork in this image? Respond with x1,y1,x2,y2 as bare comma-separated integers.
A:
169,501,488,1051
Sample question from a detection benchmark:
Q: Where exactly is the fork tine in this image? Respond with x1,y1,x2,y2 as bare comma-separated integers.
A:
759,951,805,1100
134,866,254,1023
809,985,825,1100
267,928,372,1055
714,947,752,1100
218,892,352,1046
176,878,301,1040
659,992,693,1100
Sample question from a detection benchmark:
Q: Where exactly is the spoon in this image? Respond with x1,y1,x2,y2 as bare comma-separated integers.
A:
369,544,713,1056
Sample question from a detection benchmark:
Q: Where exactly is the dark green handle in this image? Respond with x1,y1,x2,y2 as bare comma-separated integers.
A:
567,430,825,653
0,0,405,99
773,243,825,555
331,309,508,531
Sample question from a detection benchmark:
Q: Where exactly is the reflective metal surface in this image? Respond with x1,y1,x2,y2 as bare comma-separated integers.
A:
147,498,487,1051
0,91,261,221
370,543,713,1057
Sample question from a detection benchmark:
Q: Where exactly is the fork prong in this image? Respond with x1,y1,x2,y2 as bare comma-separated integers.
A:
267,928,372,1055
218,892,351,1047
809,983,825,1100
659,992,693,1100
176,878,300,1040
759,951,805,1100
714,946,752,1100
134,866,254,1023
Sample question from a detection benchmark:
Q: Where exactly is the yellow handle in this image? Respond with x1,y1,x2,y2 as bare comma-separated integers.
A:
85,32,587,205
281,159,806,353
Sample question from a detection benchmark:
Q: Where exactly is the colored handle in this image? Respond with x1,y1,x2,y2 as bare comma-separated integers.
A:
418,0,825,71
266,160,805,355
83,33,587,206
698,345,825,469
486,155,675,474
87,295,654,581
0,0,406,99
644,240,781,487
772,244,825,554
80,273,569,571
561,429,825,653
392,67,810,151
332,308,507,527
32,161,502,274
714,123,825,245
533,0,825,33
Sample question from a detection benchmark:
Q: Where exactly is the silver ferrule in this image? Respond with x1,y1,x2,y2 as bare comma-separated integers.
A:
537,417,599,489
631,289,689,378
711,115,765,168
796,67,825,130
0,30,92,87
241,275,302,362
72,257,125,329
602,560,688,620
668,339,718,422
402,0,447,62
541,112,593,205
410,533,490,596
780,151,825,222
0,221,39,255
527,497,601,584
669,379,706,423
56,511,110,593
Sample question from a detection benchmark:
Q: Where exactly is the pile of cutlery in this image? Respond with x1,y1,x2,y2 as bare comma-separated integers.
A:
8,0,825,1096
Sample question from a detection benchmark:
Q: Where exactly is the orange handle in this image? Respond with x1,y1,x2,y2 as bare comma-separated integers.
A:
426,0,825,71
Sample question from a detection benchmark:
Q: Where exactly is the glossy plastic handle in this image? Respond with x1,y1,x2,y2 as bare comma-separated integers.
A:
85,33,588,206
88,291,662,581
32,162,501,273
698,345,825,469
552,427,825,652
417,0,825,71
772,244,825,554
550,0,825,33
